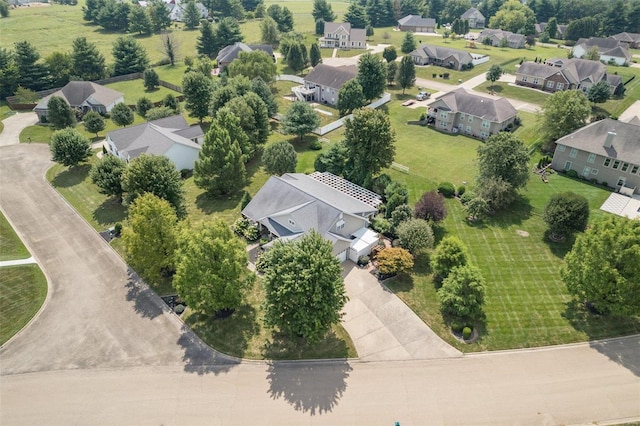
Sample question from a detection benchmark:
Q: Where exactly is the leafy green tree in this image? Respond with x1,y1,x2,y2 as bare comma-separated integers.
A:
344,108,396,186
396,55,415,94
397,218,434,255
384,180,409,218
440,0,471,25
50,128,92,167
111,103,134,127
262,230,347,342
47,96,76,130
431,236,469,282
382,45,397,63
250,77,277,117
475,177,516,212
538,89,590,146
148,0,171,32
389,203,412,231
13,41,50,91
145,106,175,121
228,50,277,82
337,79,365,116
83,111,105,137
357,53,387,101
213,107,252,161
112,37,149,76
122,193,180,282
217,0,245,19
584,46,600,61
260,16,280,45
465,196,490,221
315,18,325,35
281,101,320,141
543,192,589,240
194,123,246,195
0,0,9,17
241,0,262,12
477,132,530,192
160,33,180,66
439,265,486,324
546,16,558,38
96,0,130,31
90,154,126,199
183,0,202,29
121,154,187,218
376,247,414,275
343,2,368,28
262,140,297,175
310,43,322,67
44,51,73,88
386,61,397,85
182,71,214,122
128,6,152,35
486,64,503,91
312,0,336,22
587,81,611,104
314,141,348,176
279,31,305,61
414,190,446,222
197,20,217,58
231,92,270,146
562,216,640,316
488,0,535,34
143,69,159,90
564,16,599,41
71,37,107,81
401,31,417,53
174,221,250,316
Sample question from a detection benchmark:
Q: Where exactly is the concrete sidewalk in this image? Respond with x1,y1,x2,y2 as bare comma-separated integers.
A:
341,263,461,361
0,257,37,267
0,112,38,146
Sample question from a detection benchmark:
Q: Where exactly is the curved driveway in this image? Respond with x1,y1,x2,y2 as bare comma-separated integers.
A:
1,144,640,425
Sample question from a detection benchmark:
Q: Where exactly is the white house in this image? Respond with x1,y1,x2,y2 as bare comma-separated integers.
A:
572,37,632,66
319,22,367,49
293,64,358,106
107,115,204,171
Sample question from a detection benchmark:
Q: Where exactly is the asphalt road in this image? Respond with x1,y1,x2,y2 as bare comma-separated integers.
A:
1,140,639,425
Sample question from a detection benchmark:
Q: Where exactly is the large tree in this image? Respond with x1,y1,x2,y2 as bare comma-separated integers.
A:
194,123,246,195
587,80,611,104
477,132,530,192
310,43,322,67
414,190,447,222
261,231,347,342
197,21,218,58
0,49,19,98
262,140,297,175
314,141,348,176
285,42,308,74
83,111,105,137
543,192,589,240
96,0,130,31
343,2,369,28
47,96,76,130
486,64,503,91
228,50,277,82
562,216,640,317
45,51,73,88
312,0,336,22
251,77,277,117
344,108,396,186
148,0,171,32
439,265,486,324
231,92,270,146
357,53,387,101
430,236,469,283
488,0,535,34
281,101,320,141
337,79,365,116
214,107,252,160
128,6,153,35
50,128,92,168
401,31,416,53
121,154,187,218
71,37,107,81
123,193,179,282
173,221,250,316
396,55,415,94
112,36,149,76
397,218,434,255
215,17,245,52
267,4,294,32
382,45,397,63
439,0,471,25
90,154,126,199
182,0,202,30
13,41,50,91
111,103,134,127
182,71,214,122
538,90,590,147
260,16,280,45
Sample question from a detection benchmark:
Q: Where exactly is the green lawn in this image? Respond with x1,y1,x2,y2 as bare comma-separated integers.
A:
0,265,48,346
154,63,189,86
475,80,550,105
105,79,180,104
0,212,30,261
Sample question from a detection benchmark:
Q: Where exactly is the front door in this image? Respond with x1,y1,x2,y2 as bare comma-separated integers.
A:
582,166,591,177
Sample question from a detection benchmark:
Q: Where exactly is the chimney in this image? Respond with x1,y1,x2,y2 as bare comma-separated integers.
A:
604,131,616,148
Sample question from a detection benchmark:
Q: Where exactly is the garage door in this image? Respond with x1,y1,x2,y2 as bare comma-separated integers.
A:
337,250,347,262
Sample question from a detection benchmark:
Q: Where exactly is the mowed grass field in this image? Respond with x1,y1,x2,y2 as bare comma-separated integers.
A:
0,212,30,261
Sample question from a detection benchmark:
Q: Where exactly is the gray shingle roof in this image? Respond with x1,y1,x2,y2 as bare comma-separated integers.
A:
612,32,640,43
34,81,123,110
556,118,640,165
411,44,473,63
518,58,616,88
574,37,631,61
304,64,358,90
435,88,517,123
398,15,436,27
517,62,560,79
324,21,352,34
461,7,484,20
216,42,274,65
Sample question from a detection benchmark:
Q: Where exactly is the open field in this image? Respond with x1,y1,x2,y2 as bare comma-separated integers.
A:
0,212,30,261
475,80,550,105
105,79,180,104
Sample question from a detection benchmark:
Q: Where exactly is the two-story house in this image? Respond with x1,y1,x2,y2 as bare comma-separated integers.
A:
461,7,485,29
477,29,525,48
426,88,517,139
293,64,358,106
242,172,382,262
515,58,623,94
551,118,640,194
319,22,367,49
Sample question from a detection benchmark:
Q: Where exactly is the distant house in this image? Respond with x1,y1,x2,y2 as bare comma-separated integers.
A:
319,22,367,49
106,115,204,171
293,64,358,105
461,7,485,29
535,22,567,38
611,32,640,49
516,58,623,94
572,37,631,66
477,29,525,48
409,44,474,70
33,81,124,123
242,172,382,263
216,42,275,71
426,88,517,139
167,1,208,21
551,118,640,194
397,15,436,33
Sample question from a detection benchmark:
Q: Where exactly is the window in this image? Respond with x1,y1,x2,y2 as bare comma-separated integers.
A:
587,153,596,163
557,83,564,90
480,131,488,139
533,78,539,85
564,161,572,171
336,220,345,230
481,120,490,129
621,162,629,172
468,116,473,123
603,158,611,167
440,111,448,119
546,80,555,88
439,121,447,128
569,148,577,158
612,160,620,169
582,166,591,177
522,76,528,82
460,113,465,121
617,177,626,186
591,168,599,175
557,144,566,152
466,126,472,134
632,165,639,174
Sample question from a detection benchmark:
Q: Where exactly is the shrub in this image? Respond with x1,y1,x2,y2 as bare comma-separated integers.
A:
451,321,464,333
460,191,474,204
232,217,260,241
376,247,414,275
310,139,322,150
601,181,608,187
174,304,185,314
114,222,123,237
419,112,426,121
437,182,456,197
590,178,598,184
456,185,466,196
357,255,370,266
462,326,472,340
566,169,578,178
371,216,391,235
180,169,192,179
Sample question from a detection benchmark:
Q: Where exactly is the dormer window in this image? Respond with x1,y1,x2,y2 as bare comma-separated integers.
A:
336,220,345,230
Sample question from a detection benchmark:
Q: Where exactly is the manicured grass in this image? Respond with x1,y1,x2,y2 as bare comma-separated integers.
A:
601,66,640,117
183,275,357,360
475,80,550,105
0,212,31,261
20,114,149,143
105,79,180,104
0,265,48,346
154,63,189,86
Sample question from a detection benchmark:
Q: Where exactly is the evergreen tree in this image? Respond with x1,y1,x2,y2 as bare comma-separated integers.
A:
215,106,252,160
286,42,308,74
13,41,50,91
194,123,246,195
183,0,202,29
96,0,130,31
401,31,416,53
136,97,154,117
310,43,322,67
251,77,278,117
343,2,369,28
182,71,214,122
163,93,180,113
262,140,297,175
0,48,20,98
148,0,171,32
128,6,152,35
143,68,160,90
281,101,321,141
71,37,107,81
214,17,244,55
313,0,336,22
111,102,134,127
112,37,149,76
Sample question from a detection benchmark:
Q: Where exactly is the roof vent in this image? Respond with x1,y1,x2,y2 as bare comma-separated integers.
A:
604,131,616,148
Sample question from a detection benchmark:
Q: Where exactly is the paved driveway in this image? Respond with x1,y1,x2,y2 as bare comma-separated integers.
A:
0,112,38,146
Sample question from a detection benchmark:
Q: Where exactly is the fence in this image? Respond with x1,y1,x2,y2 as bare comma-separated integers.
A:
391,162,409,173
276,74,305,84
312,92,391,136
